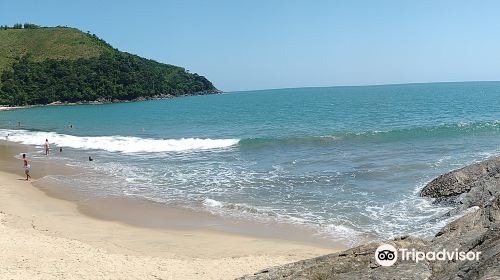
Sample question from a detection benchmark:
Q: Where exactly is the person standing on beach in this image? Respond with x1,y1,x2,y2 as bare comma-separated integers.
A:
22,154,31,181
44,139,50,155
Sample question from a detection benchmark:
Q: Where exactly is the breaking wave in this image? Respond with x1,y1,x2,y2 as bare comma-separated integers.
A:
0,129,239,153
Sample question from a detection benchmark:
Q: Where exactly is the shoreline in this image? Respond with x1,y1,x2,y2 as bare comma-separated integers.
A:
0,140,340,279
240,156,500,279
0,90,224,112
1,140,352,247
0,140,357,248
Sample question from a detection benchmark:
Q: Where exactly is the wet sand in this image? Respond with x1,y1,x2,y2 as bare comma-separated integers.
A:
0,140,342,279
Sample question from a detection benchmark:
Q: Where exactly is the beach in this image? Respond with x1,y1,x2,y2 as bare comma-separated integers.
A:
0,141,337,280
1,82,499,279
1,2,499,278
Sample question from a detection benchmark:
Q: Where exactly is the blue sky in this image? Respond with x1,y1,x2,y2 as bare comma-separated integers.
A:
2,0,500,91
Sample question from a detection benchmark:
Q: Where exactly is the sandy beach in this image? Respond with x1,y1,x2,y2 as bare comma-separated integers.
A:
0,141,339,280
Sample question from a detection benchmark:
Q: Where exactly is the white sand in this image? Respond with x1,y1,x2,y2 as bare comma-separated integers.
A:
0,170,338,279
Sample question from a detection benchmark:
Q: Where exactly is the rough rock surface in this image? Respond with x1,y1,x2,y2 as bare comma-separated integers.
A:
420,157,500,199
239,158,500,280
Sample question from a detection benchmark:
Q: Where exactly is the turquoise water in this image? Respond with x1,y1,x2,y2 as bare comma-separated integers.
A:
2,81,500,245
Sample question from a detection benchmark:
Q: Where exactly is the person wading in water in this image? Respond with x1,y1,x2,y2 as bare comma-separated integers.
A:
44,139,50,155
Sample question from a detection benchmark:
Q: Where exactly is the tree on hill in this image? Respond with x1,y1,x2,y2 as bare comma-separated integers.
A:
23,23,40,29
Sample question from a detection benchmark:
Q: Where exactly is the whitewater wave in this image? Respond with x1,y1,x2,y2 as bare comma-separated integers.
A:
2,120,498,153
0,129,239,153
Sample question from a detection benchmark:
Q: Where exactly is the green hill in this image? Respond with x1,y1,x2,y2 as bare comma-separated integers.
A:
0,25,218,106
0,27,113,74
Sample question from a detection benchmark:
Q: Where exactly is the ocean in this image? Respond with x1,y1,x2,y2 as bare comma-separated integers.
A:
1,81,500,245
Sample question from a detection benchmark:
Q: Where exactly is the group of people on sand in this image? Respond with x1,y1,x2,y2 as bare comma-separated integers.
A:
20,138,93,181
4,122,95,181
20,139,52,181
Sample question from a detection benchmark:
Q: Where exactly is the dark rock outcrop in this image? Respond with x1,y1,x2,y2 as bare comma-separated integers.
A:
421,157,500,217
239,158,500,280
420,157,500,199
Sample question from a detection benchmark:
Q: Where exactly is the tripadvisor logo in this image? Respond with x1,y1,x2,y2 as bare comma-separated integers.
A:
375,244,398,266
374,243,481,267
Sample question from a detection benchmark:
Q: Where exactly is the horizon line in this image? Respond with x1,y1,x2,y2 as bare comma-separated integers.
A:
226,80,500,94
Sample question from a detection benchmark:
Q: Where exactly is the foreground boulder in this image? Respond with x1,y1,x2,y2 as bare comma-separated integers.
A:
239,158,500,280
420,157,500,200
239,236,431,280
429,194,500,279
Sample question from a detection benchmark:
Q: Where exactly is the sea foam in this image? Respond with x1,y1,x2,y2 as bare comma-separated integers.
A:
0,129,239,153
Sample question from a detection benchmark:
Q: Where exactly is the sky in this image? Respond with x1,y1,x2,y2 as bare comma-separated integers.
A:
1,0,500,91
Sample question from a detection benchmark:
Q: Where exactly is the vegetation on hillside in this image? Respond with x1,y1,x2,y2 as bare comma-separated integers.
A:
0,24,218,106
0,52,216,105
0,24,113,75
1,23,41,29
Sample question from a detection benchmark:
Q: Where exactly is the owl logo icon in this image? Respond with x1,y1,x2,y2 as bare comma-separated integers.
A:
375,244,398,266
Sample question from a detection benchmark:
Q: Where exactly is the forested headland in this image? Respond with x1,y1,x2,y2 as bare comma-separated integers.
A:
0,24,219,106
